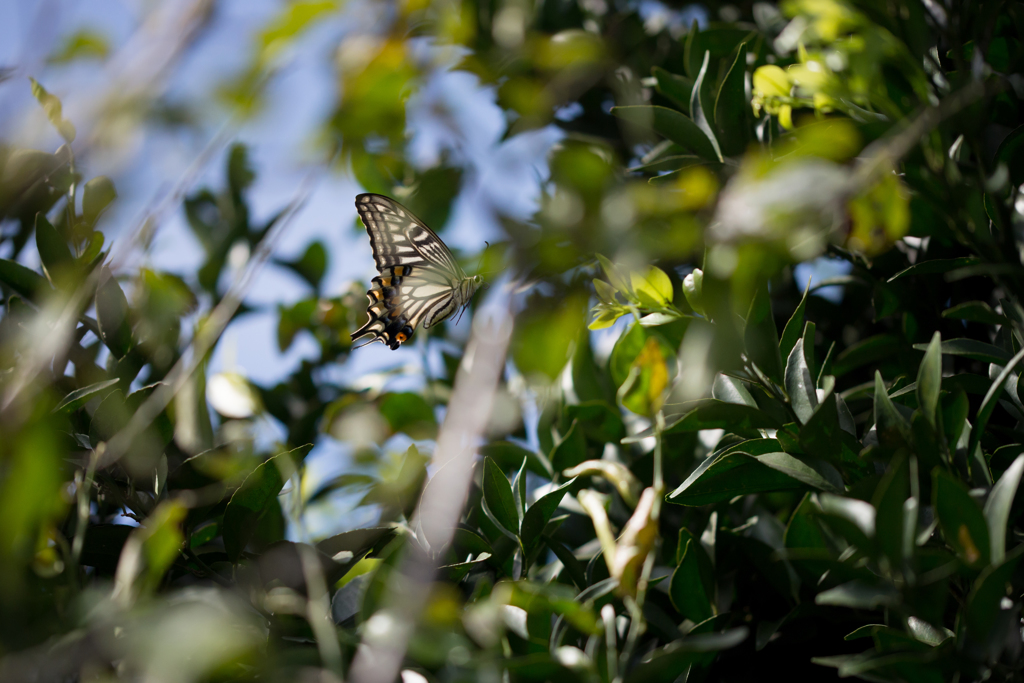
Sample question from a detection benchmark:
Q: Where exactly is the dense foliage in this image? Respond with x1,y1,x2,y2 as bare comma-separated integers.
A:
2,0,1024,681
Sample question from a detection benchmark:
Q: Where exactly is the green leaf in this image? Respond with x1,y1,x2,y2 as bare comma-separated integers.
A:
521,478,576,552
815,581,899,609
670,538,715,622
564,401,625,444
512,456,528,517
785,337,818,424
667,451,830,506
550,420,587,474
95,271,133,359
965,545,1024,642
689,51,723,161
379,392,437,439
0,258,49,301
995,123,1024,187
779,281,810,365
596,254,632,297
611,105,719,162
887,257,982,282
983,455,1024,566
933,469,990,569
941,301,1009,326
29,77,76,142
912,338,1012,365
631,399,779,441
682,268,704,316
630,265,673,307
873,372,909,449
968,347,1024,474
53,378,120,413
917,332,942,427
223,446,305,562
619,336,673,416
833,334,901,378
480,441,552,478
652,66,692,113
713,41,748,156
482,457,520,536
744,285,784,385
82,176,117,225
275,240,328,290
711,374,756,407
35,213,73,283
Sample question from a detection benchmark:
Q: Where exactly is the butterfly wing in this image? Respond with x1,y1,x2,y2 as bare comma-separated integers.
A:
352,194,468,349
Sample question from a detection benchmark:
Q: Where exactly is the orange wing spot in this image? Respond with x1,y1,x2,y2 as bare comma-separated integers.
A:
396,332,407,342
389,309,401,318
394,266,405,276
370,290,383,300
380,276,392,287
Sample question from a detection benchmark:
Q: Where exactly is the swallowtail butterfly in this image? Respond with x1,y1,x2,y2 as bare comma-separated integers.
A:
352,193,483,350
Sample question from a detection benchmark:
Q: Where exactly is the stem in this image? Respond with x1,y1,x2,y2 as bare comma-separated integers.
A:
70,448,98,579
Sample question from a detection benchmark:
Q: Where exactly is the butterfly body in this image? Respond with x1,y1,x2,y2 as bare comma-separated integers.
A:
352,194,482,350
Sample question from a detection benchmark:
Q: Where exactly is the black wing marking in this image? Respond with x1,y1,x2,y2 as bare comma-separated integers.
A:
355,193,465,277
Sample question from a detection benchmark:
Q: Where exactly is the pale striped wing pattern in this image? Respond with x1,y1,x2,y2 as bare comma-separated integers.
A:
351,194,479,350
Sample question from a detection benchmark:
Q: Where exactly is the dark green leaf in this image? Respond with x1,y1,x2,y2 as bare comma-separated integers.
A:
82,176,117,224
35,213,73,283
95,271,133,359
479,441,552,478
888,257,982,282
785,337,817,424
745,284,783,385
521,478,576,552
223,446,306,562
611,105,719,162
689,51,723,161
550,420,587,474
983,455,1024,565
779,280,810,365
713,41,748,156
833,334,901,378
0,258,49,301
379,392,437,439
482,456,520,536
670,539,714,622
913,338,1012,365
52,378,119,413
933,469,990,569
667,451,824,506
942,301,1009,326
916,331,942,427
874,371,909,449
652,67,692,113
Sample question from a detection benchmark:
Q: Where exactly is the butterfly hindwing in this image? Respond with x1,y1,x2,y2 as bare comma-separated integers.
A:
352,194,479,350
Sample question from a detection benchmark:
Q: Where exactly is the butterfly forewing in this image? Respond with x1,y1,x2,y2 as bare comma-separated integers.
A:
352,194,478,350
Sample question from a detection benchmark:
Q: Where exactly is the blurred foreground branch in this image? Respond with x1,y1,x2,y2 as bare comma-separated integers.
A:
348,301,514,683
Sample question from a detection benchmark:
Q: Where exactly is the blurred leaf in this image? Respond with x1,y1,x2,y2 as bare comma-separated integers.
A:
652,67,692,113
630,265,673,307
933,469,990,569
619,336,671,416
480,441,552,478
564,402,624,444
996,123,1024,187
29,78,75,142
82,176,117,225
95,271,133,359
53,378,119,413
916,332,942,427
965,545,1024,642
832,334,901,378
379,392,437,439
223,446,306,562
113,500,187,601
682,268,705,316
276,241,328,290
47,29,110,64
482,457,520,537
745,285,784,386
550,420,587,474
815,581,899,609
611,105,719,162
512,295,585,380
0,258,49,301
35,213,73,285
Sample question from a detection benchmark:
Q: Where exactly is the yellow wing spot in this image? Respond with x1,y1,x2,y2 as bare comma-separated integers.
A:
394,266,405,276
380,276,392,287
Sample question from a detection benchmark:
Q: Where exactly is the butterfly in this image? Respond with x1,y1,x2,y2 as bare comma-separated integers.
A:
352,193,483,350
